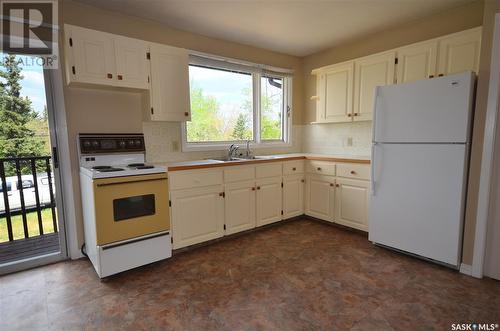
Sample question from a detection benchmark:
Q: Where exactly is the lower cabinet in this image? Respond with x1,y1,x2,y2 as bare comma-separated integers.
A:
305,175,335,220
283,174,304,219
224,180,256,235
170,185,225,249
256,177,283,226
335,178,370,231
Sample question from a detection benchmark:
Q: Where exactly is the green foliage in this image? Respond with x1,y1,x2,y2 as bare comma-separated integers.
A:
186,82,282,143
231,113,252,140
0,55,46,175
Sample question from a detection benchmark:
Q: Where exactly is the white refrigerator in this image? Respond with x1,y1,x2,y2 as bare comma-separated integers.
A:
369,71,475,268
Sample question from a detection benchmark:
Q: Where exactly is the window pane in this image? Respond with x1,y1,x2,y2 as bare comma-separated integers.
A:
261,76,284,141
187,65,253,142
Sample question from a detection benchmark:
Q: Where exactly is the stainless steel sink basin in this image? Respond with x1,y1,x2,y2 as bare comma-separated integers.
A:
206,157,242,162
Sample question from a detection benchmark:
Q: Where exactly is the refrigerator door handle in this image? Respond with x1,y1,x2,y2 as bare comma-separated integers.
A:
372,86,380,143
371,142,377,196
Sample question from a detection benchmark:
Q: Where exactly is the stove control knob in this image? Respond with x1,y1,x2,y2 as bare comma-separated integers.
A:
92,140,99,148
118,141,126,148
127,140,135,146
83,140,91,148
135,140,142,146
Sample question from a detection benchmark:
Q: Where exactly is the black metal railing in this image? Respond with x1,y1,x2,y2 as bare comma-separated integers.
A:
0,156,57,243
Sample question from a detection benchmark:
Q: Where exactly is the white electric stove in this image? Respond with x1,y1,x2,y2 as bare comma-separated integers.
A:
78,133,171,278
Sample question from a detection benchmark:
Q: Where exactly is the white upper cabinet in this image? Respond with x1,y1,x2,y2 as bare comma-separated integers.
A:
114,37,150,89
65,25,149,89
147,43,191,122
396,40,438,83
437,27,482,76
65,25,116,86
315,61,354,123
311,27,481,123
353,51,395,121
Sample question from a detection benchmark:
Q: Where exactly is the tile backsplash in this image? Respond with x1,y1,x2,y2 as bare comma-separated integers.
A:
143,122,303,163
143,121,372,163
300,121,372,156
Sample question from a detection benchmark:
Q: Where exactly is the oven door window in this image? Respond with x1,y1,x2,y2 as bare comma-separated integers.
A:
113,194,155,221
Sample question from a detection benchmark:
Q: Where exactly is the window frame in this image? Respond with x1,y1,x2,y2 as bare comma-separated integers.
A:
181,56,293,152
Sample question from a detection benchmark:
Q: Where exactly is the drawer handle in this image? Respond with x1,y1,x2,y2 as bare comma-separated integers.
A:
350,170,357,175
117,74,123,80
107,73,113,79
438,74,444,77
292,167,296,171
429,75,434,78
317,167,321,171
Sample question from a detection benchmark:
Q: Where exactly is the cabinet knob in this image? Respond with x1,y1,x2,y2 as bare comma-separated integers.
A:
354,113,359,116
257,186,261,190
347,113,352,117
330,183,334,187
438,74,444,77
301,179,305,183
317,167,321,171
252,187,255,191
429,75,434,78
107,73,113,79
336,184,340,187
292,167,296,171
350,170,357,175
184,112,189,117
117,74,123,80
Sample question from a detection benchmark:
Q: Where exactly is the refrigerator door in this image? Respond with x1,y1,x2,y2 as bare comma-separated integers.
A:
369,143,467,266
373,71,474,143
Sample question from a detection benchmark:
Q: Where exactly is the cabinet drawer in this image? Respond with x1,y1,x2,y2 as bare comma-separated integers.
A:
224,166,255,183
306,161,336,176
256,163,282,178
169,170,223,190
283,160,304,175
336,163,370,180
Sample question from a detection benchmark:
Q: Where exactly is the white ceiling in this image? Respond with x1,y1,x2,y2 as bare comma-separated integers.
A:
76,0,474,57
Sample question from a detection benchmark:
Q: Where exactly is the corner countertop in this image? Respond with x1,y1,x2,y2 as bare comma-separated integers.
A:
164,153,371,172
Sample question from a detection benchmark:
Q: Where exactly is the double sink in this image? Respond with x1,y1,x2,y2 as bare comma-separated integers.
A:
207,155,281,163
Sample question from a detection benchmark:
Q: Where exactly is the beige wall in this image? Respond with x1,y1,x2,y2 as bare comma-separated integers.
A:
462,0,500,265
301,0,484,124
60,0,303,250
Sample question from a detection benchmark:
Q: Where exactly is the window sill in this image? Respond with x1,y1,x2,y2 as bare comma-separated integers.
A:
181,140,292,152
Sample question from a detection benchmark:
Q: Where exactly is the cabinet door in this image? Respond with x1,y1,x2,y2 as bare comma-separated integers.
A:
67,25,116,85
282,175,304,219
170,186,224,249
256,177,282,226
114,36,149,89
437,27,481,76
335,178,370,231
149,43,191,121
317,62,354,123
225,180,256,235
354,52,395,121
396,40,438,83
305,175,334,221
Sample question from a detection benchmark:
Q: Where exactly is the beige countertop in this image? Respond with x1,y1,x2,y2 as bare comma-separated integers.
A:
165,153,371,171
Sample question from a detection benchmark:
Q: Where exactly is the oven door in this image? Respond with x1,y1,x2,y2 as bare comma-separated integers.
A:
93,173,170,245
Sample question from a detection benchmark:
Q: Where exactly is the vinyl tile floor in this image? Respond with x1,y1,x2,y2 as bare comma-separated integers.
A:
0,219,499,331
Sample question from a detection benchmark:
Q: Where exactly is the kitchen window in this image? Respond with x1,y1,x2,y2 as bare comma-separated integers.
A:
182,55,292,151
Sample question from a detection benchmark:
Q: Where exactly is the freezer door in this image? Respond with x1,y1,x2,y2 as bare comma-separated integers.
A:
369,143,467,266
373,71,474,143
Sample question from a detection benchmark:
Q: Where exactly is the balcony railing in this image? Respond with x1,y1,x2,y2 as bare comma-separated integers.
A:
0,156,59,264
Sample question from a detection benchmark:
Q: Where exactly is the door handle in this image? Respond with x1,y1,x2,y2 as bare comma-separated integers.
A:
371,143,377,196
96,177,166,187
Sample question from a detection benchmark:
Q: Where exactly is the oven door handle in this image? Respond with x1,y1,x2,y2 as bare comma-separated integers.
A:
96,177,167,187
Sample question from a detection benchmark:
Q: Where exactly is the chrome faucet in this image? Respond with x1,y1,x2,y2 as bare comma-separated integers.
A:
245,140,252,158
227,144,239,160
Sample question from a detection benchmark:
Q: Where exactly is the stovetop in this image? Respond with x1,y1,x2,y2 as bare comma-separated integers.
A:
81,163,166,179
